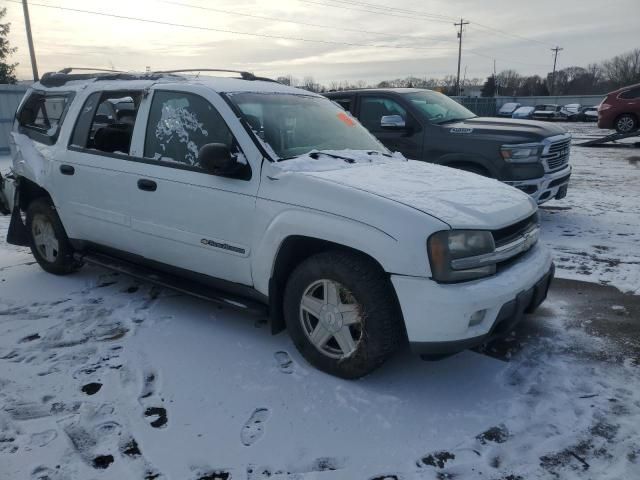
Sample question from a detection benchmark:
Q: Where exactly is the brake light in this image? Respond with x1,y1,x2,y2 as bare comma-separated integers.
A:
599,103,611,111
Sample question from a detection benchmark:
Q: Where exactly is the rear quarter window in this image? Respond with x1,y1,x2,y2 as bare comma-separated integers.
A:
17,91,74,145
619,87,640,99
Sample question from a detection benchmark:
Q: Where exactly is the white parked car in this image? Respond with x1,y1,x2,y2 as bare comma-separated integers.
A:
0,69,554,378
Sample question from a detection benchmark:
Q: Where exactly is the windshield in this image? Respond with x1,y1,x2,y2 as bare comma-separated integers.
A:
402,90,475,124
227,93,387,159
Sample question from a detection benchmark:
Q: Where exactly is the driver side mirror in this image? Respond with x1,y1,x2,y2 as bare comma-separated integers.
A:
198,143,246,178
380,114,406,129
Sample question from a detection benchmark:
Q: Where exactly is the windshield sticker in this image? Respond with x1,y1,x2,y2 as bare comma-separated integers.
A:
450,127,473,134
155,103,208,165
337,112,356,127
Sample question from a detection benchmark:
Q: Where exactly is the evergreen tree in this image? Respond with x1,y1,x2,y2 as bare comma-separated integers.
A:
0,8,18,84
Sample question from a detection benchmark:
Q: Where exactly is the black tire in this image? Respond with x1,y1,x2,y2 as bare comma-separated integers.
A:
26,198,81,275
615,114,638,133
283,250,404,379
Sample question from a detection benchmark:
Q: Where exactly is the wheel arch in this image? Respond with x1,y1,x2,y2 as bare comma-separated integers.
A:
6,176,54,247
267,235,394,335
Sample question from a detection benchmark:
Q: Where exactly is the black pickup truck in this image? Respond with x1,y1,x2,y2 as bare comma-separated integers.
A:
325,88,571,204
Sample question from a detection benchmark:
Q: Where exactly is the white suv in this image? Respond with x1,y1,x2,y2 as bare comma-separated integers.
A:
0,69,554,378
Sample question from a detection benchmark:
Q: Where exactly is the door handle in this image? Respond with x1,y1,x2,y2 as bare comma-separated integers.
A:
137,179,157,192
60,164,75,175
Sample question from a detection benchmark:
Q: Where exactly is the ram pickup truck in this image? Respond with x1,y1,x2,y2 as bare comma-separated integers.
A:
325,88,572,204
0,70,553,378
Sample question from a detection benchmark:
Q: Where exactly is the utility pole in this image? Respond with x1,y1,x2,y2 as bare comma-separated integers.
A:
493,59,498,97
550,46,563,96
454,18,469,96
22,0,39,81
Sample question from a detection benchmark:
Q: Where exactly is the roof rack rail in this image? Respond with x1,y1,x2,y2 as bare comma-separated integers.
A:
37,67,280,88
39,69,162,88
58,67,125,74
153,69,279,83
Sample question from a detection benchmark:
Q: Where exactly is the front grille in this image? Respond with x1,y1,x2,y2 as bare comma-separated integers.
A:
491,212,538,248
542,138,571,172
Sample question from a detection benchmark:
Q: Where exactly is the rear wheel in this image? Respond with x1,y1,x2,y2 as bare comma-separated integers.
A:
283,251,404,379
615,114,638,133
26,198,81,275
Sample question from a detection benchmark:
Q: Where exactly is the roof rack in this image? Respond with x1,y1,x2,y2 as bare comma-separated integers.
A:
153,68,279,83
40,68,163,88
38,67,279,88
58,67,125,74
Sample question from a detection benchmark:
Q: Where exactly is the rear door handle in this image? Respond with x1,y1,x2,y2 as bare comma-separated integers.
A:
137,179,157,192
60,164,75,175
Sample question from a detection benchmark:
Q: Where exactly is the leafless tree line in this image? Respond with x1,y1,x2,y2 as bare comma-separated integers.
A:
277,49,640,97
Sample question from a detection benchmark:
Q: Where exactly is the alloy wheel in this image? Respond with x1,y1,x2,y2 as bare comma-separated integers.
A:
32,214,59,263
299,279,364,359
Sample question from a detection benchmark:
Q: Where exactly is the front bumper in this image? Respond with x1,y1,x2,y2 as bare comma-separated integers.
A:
391,243,553,355
505,165,571,204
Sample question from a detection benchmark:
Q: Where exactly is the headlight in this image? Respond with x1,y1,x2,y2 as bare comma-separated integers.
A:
500,143,541,163
427,230,496,282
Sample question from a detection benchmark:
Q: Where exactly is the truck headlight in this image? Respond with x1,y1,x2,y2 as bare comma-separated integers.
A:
500,144,541,163
428,230,496,282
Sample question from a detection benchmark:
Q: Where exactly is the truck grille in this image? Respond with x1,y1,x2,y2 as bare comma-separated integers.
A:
542,138,571,172
491,212,539,248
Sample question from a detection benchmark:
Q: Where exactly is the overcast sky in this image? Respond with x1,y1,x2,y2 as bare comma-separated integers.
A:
4,0,639,84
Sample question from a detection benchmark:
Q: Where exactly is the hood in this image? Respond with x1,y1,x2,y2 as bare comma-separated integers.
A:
274,153,536,229
444,116,567,143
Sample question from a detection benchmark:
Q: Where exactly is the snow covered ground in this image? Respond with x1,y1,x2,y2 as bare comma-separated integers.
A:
540,122,640,295
1,122,639,480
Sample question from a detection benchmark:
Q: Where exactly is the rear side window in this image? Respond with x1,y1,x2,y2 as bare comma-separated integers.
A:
619,87,640,99
17,92,72,145
70,90,142,155
144,90,234,168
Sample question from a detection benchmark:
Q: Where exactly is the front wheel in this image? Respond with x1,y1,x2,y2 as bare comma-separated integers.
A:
615,114,638,133
283,251,404,379
26,198,81,275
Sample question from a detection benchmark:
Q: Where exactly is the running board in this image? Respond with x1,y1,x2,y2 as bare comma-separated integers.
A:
74,251,269,317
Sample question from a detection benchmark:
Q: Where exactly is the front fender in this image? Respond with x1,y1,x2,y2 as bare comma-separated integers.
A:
251,207,401,296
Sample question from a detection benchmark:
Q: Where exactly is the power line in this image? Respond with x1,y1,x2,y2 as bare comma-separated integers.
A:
5,0,456,52
159,0,452,45
306,0,458,22
297,0,453,24
470,23,555,48
300,0,557,48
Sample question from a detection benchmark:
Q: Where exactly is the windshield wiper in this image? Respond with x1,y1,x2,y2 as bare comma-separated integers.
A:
309,151,356,163
308,150,392,163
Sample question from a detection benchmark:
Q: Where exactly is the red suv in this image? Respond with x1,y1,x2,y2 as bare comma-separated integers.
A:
598,83,640,133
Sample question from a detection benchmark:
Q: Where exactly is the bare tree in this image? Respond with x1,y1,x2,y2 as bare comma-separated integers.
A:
602,49,640,88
